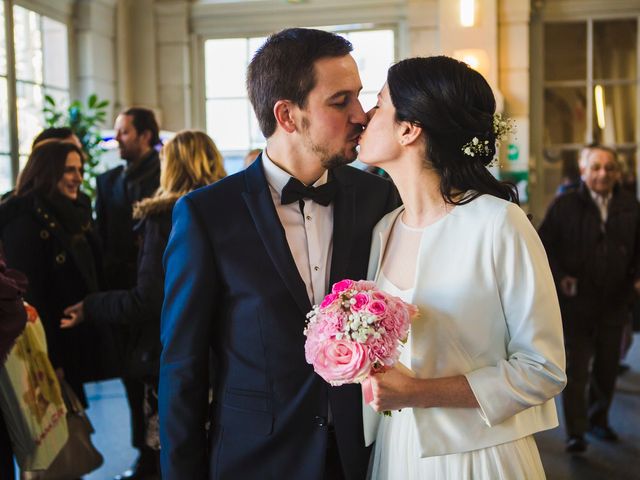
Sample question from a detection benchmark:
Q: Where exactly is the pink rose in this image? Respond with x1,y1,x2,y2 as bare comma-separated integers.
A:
332,279,354,294
351,292,370,311
320,292,339,310
311,339,372,386
356,280,377,291
372,291,387,301
367,300,387,316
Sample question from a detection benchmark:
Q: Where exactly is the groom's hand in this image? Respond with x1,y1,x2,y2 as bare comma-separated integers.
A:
368,366,419,413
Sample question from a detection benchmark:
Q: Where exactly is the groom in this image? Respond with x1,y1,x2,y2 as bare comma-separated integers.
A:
158,28,398,479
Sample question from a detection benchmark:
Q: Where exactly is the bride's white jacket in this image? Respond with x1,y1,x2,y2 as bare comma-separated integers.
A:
363,195,567,457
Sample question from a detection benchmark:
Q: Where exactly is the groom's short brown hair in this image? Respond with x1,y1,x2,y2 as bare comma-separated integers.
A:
247,28,353,138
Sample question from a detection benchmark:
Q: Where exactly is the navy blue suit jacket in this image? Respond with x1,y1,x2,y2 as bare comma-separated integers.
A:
159,157,398,479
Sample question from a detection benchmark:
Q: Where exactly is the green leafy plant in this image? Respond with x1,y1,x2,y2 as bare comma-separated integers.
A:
43,94,110,199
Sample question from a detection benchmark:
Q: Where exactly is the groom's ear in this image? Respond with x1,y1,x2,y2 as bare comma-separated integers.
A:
398,121,422,146
273,100,297,134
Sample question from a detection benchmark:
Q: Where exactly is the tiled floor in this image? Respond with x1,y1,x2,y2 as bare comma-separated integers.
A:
22,334,640,480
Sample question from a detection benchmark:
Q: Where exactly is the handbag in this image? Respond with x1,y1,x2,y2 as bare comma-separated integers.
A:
31,380,104,480
0,303,68,471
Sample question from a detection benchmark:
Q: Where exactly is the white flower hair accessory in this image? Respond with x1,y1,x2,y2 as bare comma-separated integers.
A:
461,113,516,166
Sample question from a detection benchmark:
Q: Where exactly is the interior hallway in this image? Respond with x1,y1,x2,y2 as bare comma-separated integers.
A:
41,334,640,480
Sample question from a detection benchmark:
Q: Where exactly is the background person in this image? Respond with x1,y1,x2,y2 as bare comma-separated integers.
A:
95,107,161,480
539,144,640,453
61,130,226,475
0,141,105,406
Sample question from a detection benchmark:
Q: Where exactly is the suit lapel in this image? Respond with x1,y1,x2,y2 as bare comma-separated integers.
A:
329,170,355,287
242,157,311,314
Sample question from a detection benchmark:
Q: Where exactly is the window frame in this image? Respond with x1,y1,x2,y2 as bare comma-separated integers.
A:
196,23,399,172
531,7,640,218
0,0,74,187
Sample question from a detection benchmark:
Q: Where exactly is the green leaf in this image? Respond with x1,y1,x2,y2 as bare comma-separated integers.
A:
44,94,56,106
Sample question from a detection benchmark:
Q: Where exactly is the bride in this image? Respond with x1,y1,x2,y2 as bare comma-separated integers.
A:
358,56,567,479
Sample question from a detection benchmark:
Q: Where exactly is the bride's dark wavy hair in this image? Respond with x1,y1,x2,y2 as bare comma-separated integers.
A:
387,56,518,205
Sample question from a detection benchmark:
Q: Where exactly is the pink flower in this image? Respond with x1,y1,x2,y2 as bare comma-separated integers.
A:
351,293,370,311
320,293,339,309
332,279,354,294
367,300,387,316
372,291,387,301
356,280,377,291
311,339,372,386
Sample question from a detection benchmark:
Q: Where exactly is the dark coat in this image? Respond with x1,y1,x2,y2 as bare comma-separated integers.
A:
0,193,115,403
96,149,160,290
538,183,640,329
0,251,27,364
83,199,174,380
159,158,399,480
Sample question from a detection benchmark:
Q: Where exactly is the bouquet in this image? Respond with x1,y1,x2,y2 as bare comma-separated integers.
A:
304,279,419,389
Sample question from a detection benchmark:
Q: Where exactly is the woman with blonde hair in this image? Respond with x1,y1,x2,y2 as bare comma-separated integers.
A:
61,130,226,462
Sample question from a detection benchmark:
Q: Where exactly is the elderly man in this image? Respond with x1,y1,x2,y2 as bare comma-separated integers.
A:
539,144,640,454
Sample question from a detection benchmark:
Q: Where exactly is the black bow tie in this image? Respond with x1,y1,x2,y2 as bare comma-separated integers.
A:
281,177,337,206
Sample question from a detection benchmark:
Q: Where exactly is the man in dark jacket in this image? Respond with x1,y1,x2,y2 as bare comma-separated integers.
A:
96,107,160,480
539,144,640,454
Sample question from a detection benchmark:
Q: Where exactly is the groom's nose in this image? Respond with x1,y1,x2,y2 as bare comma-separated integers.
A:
351,99,367,126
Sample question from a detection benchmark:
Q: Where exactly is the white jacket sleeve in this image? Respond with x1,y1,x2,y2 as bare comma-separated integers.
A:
465,203,567,426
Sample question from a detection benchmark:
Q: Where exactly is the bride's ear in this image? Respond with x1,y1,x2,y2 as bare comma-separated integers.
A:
398,121,422,146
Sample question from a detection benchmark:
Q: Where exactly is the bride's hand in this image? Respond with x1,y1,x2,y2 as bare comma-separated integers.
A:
368,366,419,413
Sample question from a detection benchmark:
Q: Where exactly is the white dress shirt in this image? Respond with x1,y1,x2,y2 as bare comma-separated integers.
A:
589,188,612,223
262,150,334,305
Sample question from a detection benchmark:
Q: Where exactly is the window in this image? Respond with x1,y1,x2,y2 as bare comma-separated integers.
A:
13,5,70,168
0,5,11,194
204,27,395,174
542,18,639,200
0,2,70,192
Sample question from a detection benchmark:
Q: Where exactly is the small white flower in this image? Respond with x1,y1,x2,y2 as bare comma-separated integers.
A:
472,137,479,145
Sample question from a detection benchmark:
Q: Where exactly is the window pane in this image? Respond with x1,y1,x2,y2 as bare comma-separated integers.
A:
16,81,44,154
0,154,12,194
19,154,28,171
0,78,10,152
248,109,266,149
348,30,394,94
42,16,69,89
248,36,267,59
359,92,377,113
0,6,6,76
544,86,587,145
45,88,69,111
206,99,250,151
205,39,248,98
544,23,586,81
592,84,636,144
594,20,637,81
13,5,43,83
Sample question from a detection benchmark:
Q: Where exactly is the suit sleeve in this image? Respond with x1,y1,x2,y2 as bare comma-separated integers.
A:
158,197,219,480
465,204,567,426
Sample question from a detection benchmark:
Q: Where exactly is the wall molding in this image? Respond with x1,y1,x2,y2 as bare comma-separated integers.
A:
190,0,406,37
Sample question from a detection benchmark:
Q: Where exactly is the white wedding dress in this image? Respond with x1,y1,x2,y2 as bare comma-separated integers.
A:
369,216,546,480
